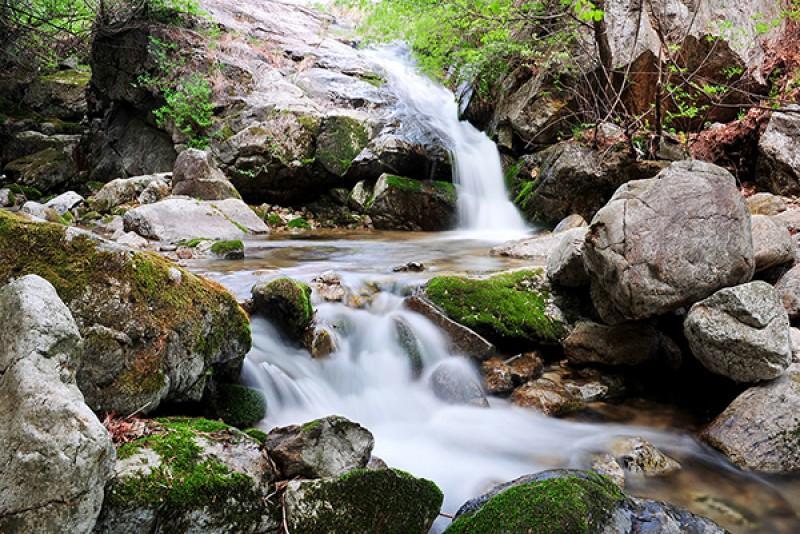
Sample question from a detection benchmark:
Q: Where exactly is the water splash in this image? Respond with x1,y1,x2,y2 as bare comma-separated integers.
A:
367,47,529,239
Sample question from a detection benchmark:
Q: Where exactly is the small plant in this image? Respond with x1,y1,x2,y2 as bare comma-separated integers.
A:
287,217,311,230
153,75,215,149
267,213,283,226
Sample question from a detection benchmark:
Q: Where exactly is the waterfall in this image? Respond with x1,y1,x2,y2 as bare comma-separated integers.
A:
367,47,529,238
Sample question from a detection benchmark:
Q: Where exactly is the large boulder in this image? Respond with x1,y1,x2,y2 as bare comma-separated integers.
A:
265,416,374,479
123,197,268,243
3,145,79,195
684,281,791,383
702,363,800,473
252,277,314,342
584,160,755,323
404,296,495,360
0,211,251,414
284,468,443,533
775,264,800,320
449,469,723,534
423,270,567,349
22,68,91,120
171,148,241,200
757,106,800,196
366,174,457,231
0,275,114,533
564,320,679,367
96,418,278,533
88,173,172,212
750,214,794,272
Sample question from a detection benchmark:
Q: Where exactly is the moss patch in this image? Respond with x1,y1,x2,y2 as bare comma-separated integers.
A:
385,174,423,193
425,270,565,348
316,116,369,176
211,239,244,257
210,384,266,428
446,474,624,534
287,217,311,229
252,277,313,341
287,468,443,534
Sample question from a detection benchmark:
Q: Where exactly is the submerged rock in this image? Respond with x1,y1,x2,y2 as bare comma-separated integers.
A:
490,232,563,262
584,160,754,323
0,211,251,414
511,378,583,416
0,275,114,533
448,470,724,533
430,359,489,407
284,468,443,534
252,277,314,342
265,416,374,479
610,437,681,477
96,418,277,533
702,363,800,473
684,281,791,382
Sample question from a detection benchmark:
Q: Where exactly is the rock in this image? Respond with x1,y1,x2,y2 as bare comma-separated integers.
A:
702,363,800,472
684,281,791,382
252,277,314,342
96,418,277,533
309,326,336,358
22,68,90,120
546,227,589,287
137,177,171,204
564,320,677,367
757,106,800,195
367,174,457,231
44,190,84,215
21,200,60,221
0,211,251,414
517,142,665,225
584,160,755,323
266,416,374,479
610,437,681,477
553,213,588,233
564,381,609,403
511,378,583,416
115,231,149,249
747,192,787,216
393,317,424,376
209,384,266,428
481,353,544,395
404,296,495,360
315,115,370,177
124,197,268,243
449,469,724,533
2,130,81,165
172,148,241,200
490,232,563,262
751,214,794,272
311,271,347,302
591,454,626,489
210,239,245,260
3,146,79,194
423,270,566,349
89,173,172,212
393,261,425,272
791,327,800,361
0,275,114,533
774,264,800,320
430,359,489,407
284,468,443,534
0,188,13,206
348,180,373,212
772,206,800,233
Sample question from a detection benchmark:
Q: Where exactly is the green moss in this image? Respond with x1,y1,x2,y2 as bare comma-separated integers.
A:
432,180,457,203
301,418,322,432
252,277,313,340
42,68,92,86
316,116,369,176
287,217,311,229
267,213,282,226
7,184,43,200
425,270,565,347
80,210,102,222
210,239,244,256
180,238,206,248
446,474,624,534
210,384,266,428
287,468,443,534
244,428,268,444
385,174,423,192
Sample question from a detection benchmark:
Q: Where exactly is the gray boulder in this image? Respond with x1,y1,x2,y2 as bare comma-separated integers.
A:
757,106,800,195
171,148,241,200
265,416,374,479
546,227,589,287
0,275,114,533
774,264,800,320
45,190,84,215
553,213,588,233
124,197,268,243
751,214,794,272
684,281,791,382
89,173,172,212
564,320,679,367
584,160,755,323
702,363,800,472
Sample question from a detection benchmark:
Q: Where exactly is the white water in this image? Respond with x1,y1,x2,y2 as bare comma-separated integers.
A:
367,47,529,239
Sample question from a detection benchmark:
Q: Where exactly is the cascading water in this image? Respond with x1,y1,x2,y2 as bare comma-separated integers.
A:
366,47,529,238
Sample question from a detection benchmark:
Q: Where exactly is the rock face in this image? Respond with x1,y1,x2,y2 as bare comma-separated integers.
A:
89,173,172,212
546,227,589,287
404,296,495,360
96,418,278,533
0,275,114,533
171,149,241,200
366,174,457,231
252,277,314,342
449,469,723,534
584,160,755,323
0,211,251,414
684,281,791,383
284,468,443,534
564,321,677,367
757,106,800,195
265,416,374,479
775,264,800,320
750,214,794,272
123,197,268,242
702,363,800,473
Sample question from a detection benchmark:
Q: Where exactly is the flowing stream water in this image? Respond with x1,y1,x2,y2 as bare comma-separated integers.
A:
193,42,798,534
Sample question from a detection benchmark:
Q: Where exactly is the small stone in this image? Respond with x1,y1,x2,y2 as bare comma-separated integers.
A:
610,436,681,477
564,382,608,403
167,267,182,285
747,192,786,215
393,261,425,272
176,246,193,259
116,231,149,249
309,327,336,359
591,453,625,489
511,378,582,416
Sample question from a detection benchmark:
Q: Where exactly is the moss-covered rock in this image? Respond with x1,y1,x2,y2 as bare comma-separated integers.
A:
97,417,278,533
367,174,457,231
424,269,567,349
211,239,244,259
0,211,251,414
284,468,443,534
209,384,266,428
252,277,314,342
316,115,370,177
3,146,78,194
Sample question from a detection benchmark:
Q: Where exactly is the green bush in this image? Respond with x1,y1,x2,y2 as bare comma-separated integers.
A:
154,74,214,149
